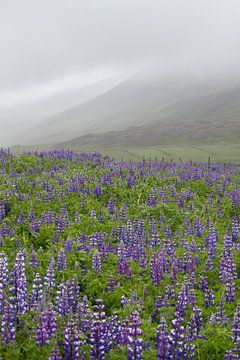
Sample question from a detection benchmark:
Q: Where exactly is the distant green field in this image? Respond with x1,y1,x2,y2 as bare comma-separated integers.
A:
67,143,240,162
12,143,240,162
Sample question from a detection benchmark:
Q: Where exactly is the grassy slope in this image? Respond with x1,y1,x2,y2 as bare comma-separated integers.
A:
12,143,240,162
17,75,240,146
11,75,240,161
54,143,240,162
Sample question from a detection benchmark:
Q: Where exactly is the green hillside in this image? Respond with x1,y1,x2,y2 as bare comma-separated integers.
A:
18,74,240,146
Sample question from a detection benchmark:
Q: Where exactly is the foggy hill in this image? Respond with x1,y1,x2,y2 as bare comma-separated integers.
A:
18,73,240,146
4,77,121,147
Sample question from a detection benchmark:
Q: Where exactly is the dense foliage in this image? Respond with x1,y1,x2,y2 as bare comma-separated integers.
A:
0,148,239,359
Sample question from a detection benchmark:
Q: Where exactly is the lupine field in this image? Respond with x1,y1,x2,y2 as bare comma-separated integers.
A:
0,148,239,359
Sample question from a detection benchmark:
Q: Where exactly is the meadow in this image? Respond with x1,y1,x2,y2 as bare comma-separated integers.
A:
0,148,239,359
56,143,240,162
12,143,240,163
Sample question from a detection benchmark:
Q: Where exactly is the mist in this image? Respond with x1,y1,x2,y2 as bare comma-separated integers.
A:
1,0,240,146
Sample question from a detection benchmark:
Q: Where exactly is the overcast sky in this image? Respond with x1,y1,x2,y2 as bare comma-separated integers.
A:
1,0,240,109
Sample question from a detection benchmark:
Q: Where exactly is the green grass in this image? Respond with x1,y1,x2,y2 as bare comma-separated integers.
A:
11,142,240,162
65,143,240,162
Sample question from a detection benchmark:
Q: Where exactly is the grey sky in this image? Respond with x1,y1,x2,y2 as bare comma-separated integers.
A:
1,0,240,108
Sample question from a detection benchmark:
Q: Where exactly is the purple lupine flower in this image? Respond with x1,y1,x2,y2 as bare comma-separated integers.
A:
156,317,172,359
120,295,129,309
153,296,169,321
76,296,92,333
9,251,27,317
44,265,56,298
184,326,196,360
55,214,65,233
107,198,115,214
139,253,147,270
36,303,57,346
205,225,217,259
30,249,39,268
150,253,163,286
231,191,240,210
199,275,209,292
232,218,239,243
46,211,54,225
219,250,237,285
94,184,103,196
90,299,109,359
64,238,73,253
205,257,214,271
219,247,237,304
90,209,97,219
49,344,62,360
40,211,47,225
76,233,88,252
18,211,25,223
116,319,129,346
147,193,156,206
174,283,189,318
224,350,239,359
188,307,203,340
143,285,148,299
118,258,132,279
36,317,50,346
165,224,172,239
1,300,15,344
0,252,8,314
107,275,116,291
223,234,234,253
56,280,74,316
120,204,127,221
209,294,229,325
30,272,43,309
29,220,41,233
71,275,81,312
0,223,12,239
226,282,236,303
232,304,240,342
165,285,176,301
89,233,98,248
0,252,8,286
127,176,136,188
92,252,102,273
204,289,215,308
64,318,83,360
0,203,5,222
127,311,144,360
29,209,35,222
108,315,122,349
151,233,160,248
169,313,185,359
57,250,67,271
0,281,6,314
93,299,106,321
43,304,57,338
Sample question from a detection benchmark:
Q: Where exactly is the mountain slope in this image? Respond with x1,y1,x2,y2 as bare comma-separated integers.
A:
6,76,122,146
19,73,240,146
